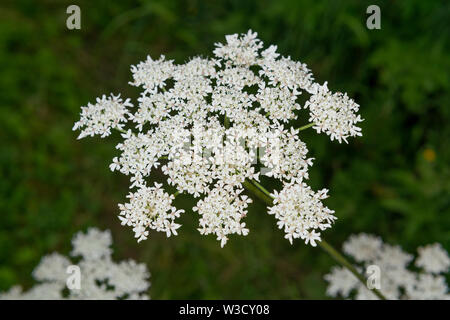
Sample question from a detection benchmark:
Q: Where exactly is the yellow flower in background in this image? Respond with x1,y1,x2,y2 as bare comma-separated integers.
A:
423,148,436,162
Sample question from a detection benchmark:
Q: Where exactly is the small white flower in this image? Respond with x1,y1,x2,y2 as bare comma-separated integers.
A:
213,29,263,67
73,94,132,139
118,183,184,240
194,185,252,247
269,182,336,246
324,266,359,297
32,253,71,283
342,233,383,263
129,55,176,93
71,227,112,260
305,82,363,143
415,243,450,274
303,230,321,247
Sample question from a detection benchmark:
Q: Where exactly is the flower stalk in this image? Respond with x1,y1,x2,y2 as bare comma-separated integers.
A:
243,179,387,300
298,122,314,131
319,240,387,300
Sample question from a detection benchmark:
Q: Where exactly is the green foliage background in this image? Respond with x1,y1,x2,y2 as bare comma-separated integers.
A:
0,0,449,299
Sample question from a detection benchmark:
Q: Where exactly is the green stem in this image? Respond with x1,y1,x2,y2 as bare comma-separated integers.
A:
250,179,272,199
224,115,230,129
298,123,314,131
242,180,272,205
114,127,127,134
243,179,387,300
318,240,387,300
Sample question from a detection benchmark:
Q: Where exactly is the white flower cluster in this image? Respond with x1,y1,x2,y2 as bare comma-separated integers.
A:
306,82,363,143
73,30,363,246
193,186,252,247
118,183,183,242
269,183,335,246
325,233,450,300
0,228,150,300
416,243,450,274
73,94,132,139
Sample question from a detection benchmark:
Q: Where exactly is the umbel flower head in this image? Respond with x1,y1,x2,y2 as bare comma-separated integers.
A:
0,228,151,300
73,30,363,247
324,233,450,300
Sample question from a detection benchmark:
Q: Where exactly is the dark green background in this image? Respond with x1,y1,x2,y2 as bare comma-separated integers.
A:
0,0,449,299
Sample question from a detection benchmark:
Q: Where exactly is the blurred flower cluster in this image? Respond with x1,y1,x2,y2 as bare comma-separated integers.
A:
73,30,363,247
0,228,150,300
325,233,450,300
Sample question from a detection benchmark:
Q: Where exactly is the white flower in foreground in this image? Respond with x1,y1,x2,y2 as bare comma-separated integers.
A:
118,183,184,242
193,185,252,247
0,228,150,300
213,29,263,67
73,30,363,246
129,55,176,93
260,126,313,183
269,183,336,246
73,94,132,139
325,233,450,300
306,82,363,143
